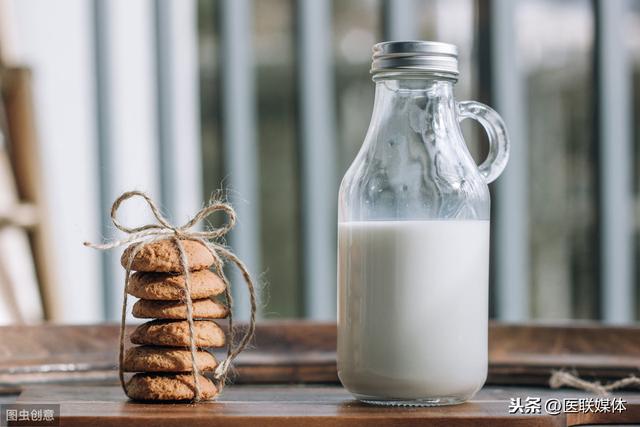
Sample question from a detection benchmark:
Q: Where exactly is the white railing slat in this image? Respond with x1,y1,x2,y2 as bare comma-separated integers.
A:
491,0,531,321
298,0,338,320
597,0,635,323
220,0,262,320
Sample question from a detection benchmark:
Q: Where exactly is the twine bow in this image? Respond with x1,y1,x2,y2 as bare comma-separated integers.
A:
84,190,257,401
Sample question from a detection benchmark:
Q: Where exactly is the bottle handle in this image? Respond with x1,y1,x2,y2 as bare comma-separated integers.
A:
457,101,510,184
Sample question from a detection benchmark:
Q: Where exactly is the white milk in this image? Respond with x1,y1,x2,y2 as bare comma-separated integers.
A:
337,220,489,403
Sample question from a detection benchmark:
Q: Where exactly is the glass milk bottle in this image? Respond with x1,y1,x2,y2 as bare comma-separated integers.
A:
337,41,509,406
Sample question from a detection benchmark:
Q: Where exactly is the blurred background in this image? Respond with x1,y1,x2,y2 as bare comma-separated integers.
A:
0,0,638,324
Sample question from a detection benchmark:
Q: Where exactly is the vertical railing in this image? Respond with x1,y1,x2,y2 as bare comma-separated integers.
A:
154,0,202,223
489,0,531,321
94,0,161,320
383,0,418,40
297,0,338,320
595,0,635,323
93,0,114,321
219,0,261,320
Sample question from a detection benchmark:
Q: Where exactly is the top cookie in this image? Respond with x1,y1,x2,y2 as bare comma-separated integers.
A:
121,239,214,273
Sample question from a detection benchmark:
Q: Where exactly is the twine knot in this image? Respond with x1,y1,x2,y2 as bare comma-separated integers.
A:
85,190,257,402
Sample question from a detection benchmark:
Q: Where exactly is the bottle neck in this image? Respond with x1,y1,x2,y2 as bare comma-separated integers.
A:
369,78,458,135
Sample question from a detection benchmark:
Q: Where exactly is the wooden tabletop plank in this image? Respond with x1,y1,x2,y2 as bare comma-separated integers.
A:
15,384,573,427
13,383,640,426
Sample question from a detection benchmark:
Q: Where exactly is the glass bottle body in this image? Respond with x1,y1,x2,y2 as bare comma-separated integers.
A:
337,76,508,406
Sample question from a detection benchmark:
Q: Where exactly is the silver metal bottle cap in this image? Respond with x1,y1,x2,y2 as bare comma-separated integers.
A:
371,41,459,77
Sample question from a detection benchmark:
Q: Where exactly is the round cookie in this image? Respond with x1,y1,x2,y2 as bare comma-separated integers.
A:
127,270,226,300
130,319,226,348
126,373,217,401
121,239,215,273
132,298,229,320
123,346,217,372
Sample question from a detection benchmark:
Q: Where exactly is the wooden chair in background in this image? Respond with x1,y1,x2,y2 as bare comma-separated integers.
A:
0,64,55,323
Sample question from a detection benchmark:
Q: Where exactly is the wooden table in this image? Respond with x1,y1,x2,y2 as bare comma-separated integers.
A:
1,322,640,426
5,383,639,427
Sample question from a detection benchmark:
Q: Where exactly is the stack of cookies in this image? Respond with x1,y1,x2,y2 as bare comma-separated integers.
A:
120,239,229,401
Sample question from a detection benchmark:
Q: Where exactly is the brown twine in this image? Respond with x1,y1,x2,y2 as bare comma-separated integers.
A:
549,370,640,396
84,191,257,402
